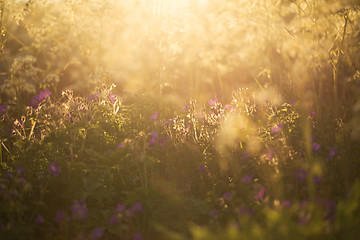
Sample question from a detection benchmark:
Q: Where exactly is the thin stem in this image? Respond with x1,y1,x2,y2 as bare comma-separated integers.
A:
333,12,348,117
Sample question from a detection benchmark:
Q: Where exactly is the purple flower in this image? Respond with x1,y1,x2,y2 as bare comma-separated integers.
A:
115,203,126,213
90,227,104,239
66,113,72,122
117,143,124,148
290,100,296,105
271,123,284,133
149,137,156,147
131,203,144,212
254,188,266,200
312,142,321,153
313,175,322,184
35,214,44,224
158,137,165,147
223,104,233,110
89,93,99,101
166,118,174,125
266,148,274,160
134,232,143,240
209,209,219,217
49,162,61,176
316,198,336,211
55,210,69,223
241,175,252,183
110,215,118,225
5,172,12,179
295,168,308,182
199,164,206,173
149,131,159,146
241,151,249,160
0,104,7,114
238,206,254,216
150,131,158,138
299,200,309,209
17,167,25,175
182,103,188,111
310,111,316,117
222,192,234,200
30,89,51,109
151,112,158,121
299,215,310,225
209,98,218,106
327,147,338,159
281,200,292,207
71,200,88,220
109,92,116,104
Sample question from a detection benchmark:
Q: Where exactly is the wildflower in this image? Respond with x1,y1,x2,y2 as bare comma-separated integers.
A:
115,203,126,213
222,192,234,200
90,227,104,239
55,210,69,223
266,148,274,161
109,92,116,104
271,123,284,133
313,175,322,184
157,137,163,146
66,113,72,122
326,147,338,159
30,89,51,109
254,188,266,200
117,143,124,148
17,167,25,175
49,162,61,176
134,232,143,240
199,164,206,173
149,131,158,146
238,206,254,216
299,215,310,225
5,172,12,179
149,137,156,147
295,168,308,182
223,104,233,111
290,100,296,105
241,175,252,183
89,93,99,101
209,209,219,217
299,200,309,209
0,104,7,114
166,118,174,125
71,200,88,220
110,215,118,225
131,203,143,212
281,200,292,207
312,142,321,153
310,111,316,117
241,151,249,160
150,131,158,138
209,98,218,106
182,103,188,111
35,214,44,224
151,112,158,121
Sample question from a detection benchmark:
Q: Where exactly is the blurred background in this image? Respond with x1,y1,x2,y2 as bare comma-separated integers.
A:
0,0,360,119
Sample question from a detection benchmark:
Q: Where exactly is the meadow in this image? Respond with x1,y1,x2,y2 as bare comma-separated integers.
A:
0,0,360,239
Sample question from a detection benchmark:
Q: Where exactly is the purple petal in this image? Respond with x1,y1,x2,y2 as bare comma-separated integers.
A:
90,227,104,239
134,232,143,240
199,164,206,173
241,175,252,183
254,188,266,200
35,214,44,224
